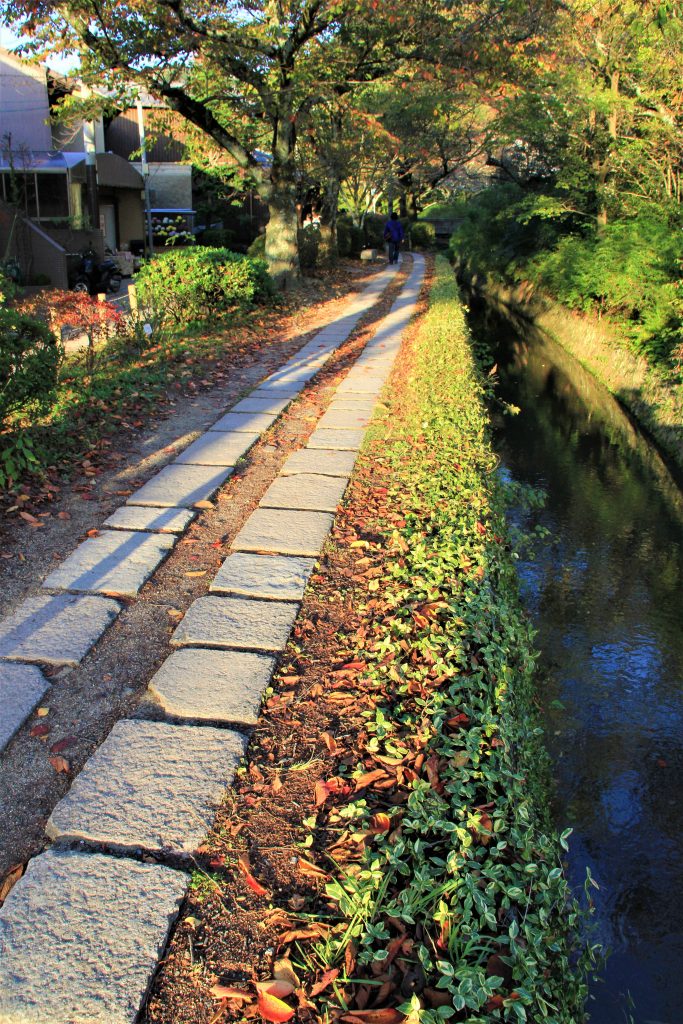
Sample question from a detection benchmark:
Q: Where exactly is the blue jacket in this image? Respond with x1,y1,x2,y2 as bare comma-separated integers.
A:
384,218,405,243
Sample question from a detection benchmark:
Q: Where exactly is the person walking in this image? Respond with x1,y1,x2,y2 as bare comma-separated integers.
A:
383,211,405,264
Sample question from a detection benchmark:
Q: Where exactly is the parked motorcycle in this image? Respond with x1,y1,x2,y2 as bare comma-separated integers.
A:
70,248,122,296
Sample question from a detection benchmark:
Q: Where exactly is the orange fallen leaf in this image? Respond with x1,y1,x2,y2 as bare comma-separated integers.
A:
185,570,206,577
193,500,214,509
255,980,295,999
297,857,328,879
257,989,295,1023
354,769,388,791
210,984,252,1002
19,511,43,527
273,958,300,988
320,731,338,754
237,855,270,896
49,755,70,773
369,812,391,833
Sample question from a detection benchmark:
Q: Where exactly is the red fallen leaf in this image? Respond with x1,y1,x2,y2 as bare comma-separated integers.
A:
57,511,71,520
30,723,50,738
85,528,100,537
210,984,252,1002
310,967,339,997
354,769,389,791
341,1010,404,1024
369,812,391,833
341,660,366,672
208,854,226,869
491,737,505,749
257,989,295,1023
50,736,77,754
237,855,270,897
485,995,504,1011
255,980,295,999
49,754,70,773
446,713,470,728
315,776,351,807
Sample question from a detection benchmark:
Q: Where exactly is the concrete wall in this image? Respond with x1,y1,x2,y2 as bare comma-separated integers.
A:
117,191,145,247
0,199,69,289
0,50,51,152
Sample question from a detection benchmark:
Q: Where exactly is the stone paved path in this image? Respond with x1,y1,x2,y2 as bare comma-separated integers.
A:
0,255,425,1023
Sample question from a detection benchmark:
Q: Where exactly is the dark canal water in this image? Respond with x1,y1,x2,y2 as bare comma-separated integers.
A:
474,308,683,1023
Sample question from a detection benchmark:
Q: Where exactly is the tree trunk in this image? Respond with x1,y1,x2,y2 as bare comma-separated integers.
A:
264,114,300,289
318,175,341,266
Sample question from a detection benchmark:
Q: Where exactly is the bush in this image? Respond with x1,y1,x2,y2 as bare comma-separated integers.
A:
298,225,320,269
0,309,61,423
363,213,391,249
247,234,266,258
337,217,363,258
201,227,236,248
408,221,436,249
135,246,273,325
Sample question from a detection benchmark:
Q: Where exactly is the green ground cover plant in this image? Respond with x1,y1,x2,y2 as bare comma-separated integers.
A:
304,257,597,1022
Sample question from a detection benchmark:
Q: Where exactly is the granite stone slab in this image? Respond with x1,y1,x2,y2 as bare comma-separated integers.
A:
148,647,276,724
253,382,304,397
209,411,278,433
127,464,234,507
231,395,291,415
327,396,378,412
232,507,334,557
280,448,357,477
0,593,121,666
47,719,246,853
171,595,299,651
306,427,366,450
0,849,187,1024
317,408,372,429
103,506,196,534
174,430,260,466
260,473,348,512
210,552,316,600
43,530,176,598
0,662,49,753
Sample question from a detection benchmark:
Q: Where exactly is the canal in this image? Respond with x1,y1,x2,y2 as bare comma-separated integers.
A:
475,307,683,1023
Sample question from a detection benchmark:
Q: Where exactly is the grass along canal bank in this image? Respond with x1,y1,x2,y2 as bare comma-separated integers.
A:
145,257,596,1024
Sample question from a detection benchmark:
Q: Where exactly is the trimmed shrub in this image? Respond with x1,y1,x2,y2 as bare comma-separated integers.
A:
135,247,273,325
409,221,436,249
337,217,363,258
363,213,390,249
0,309,60,422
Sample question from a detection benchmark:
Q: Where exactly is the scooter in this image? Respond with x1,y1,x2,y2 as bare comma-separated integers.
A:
71,248,122,295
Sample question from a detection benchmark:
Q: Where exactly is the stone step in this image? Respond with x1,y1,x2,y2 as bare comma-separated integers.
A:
0,662,49,753
259,472,348,512
0,593,121,666
171,594,299,651
42,530,176,598
103,506,196,534
174,429,260,467
47,719,246,854
306,427,366,450
209,410,278,433
127,464,234,508
0,849,187,1024
280,447,356,477
210,551,316,601
232,507,334,557
148,647,276,725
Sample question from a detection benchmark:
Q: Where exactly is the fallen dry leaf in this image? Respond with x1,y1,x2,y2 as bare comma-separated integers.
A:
48,755,70,773
210,984,252,1003
0,864,24,903
257,989,295,1023
237,855,270,897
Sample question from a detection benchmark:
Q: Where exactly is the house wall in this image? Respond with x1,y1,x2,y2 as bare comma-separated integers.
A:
0,50,51,152
117,191,145,247
0,198,69,288
135,162,192,211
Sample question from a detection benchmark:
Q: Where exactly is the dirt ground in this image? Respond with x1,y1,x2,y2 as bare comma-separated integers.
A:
0,259,409,883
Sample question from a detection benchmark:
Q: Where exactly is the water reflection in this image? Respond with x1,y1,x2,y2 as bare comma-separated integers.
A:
476,310,683,1023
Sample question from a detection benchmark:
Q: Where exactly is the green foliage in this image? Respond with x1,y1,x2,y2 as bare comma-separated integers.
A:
0,309,61,486
135,247,273,326
247,234,266,258
298,226,320,269
200,227,237,249
0,267,18,307
337,217,363,258
451,185,683,364
363,213,392,249
419,202,462,221
316,258,598,1021
408,221,436,249
0,309,60,421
